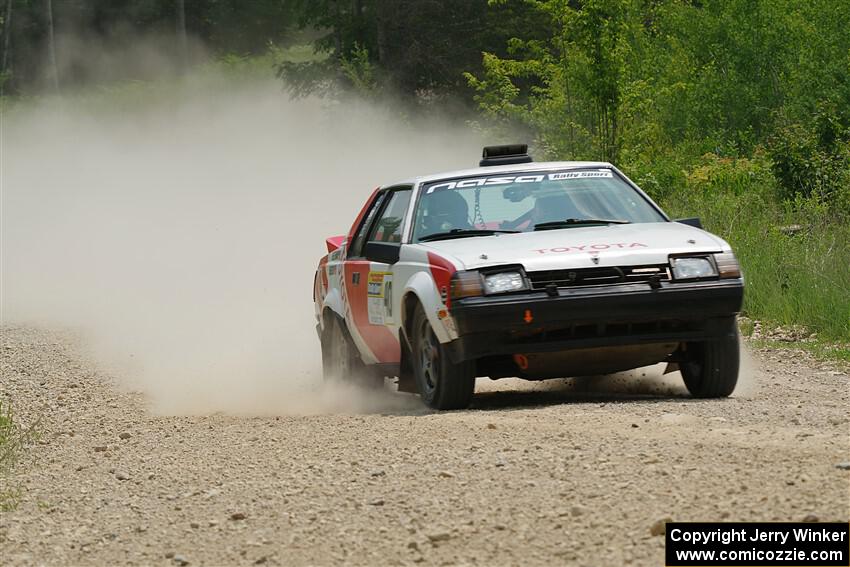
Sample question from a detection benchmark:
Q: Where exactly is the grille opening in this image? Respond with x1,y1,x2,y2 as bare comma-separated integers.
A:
528,265,670,290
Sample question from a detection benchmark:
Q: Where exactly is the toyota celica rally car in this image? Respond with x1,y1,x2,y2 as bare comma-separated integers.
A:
313,145,744,409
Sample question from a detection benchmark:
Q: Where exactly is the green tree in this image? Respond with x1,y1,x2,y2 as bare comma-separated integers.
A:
467,0,850,170
468,0,642,161
281,0,550,100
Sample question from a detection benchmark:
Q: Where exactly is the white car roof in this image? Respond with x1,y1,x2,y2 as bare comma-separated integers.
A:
386,161,614,188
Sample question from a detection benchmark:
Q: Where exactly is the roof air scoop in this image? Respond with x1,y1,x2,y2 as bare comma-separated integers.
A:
479,144,533,167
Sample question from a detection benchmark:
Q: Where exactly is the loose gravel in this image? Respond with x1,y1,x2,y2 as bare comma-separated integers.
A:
1,326,848,566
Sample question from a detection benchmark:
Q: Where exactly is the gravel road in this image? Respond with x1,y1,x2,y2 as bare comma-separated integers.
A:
1,325,848,566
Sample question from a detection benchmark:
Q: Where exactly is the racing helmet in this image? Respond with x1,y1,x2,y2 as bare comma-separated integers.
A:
422,190,472,233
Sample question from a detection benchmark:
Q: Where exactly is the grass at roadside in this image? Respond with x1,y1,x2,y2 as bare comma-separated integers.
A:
746,336,850,365
686,194,848,341
0,399,37,511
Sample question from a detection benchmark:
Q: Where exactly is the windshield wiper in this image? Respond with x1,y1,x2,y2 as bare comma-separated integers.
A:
418,228,519,242
533,218,631,231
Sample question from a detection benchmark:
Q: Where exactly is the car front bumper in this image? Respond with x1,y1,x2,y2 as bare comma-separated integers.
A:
446,279,744,362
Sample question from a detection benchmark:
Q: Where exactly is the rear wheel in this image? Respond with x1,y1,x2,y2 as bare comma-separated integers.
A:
680,317,740,398
321,315,382,388
411,304,475,410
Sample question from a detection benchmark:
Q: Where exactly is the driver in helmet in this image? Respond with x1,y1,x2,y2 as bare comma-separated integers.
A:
420,190,472,236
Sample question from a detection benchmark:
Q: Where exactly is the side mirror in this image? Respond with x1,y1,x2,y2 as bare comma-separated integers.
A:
363,242,401,264
675,217,703,229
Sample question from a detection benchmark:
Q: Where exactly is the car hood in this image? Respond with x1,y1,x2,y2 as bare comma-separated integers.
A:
417,222,730,271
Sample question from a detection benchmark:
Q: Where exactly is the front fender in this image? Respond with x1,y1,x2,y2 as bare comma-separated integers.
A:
402,271,455,344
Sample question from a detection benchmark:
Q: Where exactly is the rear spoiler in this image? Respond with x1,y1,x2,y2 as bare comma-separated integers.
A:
326,235,345,253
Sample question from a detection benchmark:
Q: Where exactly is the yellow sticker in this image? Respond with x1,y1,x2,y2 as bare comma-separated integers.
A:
367,271,392,297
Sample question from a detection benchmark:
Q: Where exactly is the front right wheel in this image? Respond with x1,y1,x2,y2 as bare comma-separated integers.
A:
411,304,475,410
680,317,740,398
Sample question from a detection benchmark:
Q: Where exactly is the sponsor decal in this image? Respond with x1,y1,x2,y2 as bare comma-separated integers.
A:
367,271,393,325
427,170,612,193
548,170,613,180
428,175,542,193
533,242,648,254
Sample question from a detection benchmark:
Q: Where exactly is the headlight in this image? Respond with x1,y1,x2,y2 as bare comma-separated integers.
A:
483,271,528,294
450,269,529,301
670,256,717,280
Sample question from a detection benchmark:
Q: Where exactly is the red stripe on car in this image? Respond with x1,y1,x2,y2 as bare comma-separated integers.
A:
343,261,400,363
427,252,456,309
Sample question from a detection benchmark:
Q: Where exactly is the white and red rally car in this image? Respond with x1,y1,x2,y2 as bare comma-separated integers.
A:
313,145,744,409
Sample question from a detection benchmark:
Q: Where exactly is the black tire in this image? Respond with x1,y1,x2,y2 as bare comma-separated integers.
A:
680,317,740,398
321,315,382,388
411,304,475,409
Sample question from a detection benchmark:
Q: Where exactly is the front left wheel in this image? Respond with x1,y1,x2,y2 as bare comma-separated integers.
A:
680,317,740,398
411,304,475,410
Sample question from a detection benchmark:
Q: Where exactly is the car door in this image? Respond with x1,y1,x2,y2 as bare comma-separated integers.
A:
344,187,412,364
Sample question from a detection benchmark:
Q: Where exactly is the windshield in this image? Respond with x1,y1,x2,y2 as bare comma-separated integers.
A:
412,168,666,242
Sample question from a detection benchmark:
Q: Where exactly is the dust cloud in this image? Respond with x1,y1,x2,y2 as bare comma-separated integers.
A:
2,73,758,415
1,75,483,414
734,344,760,398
